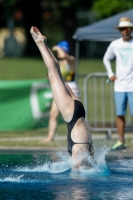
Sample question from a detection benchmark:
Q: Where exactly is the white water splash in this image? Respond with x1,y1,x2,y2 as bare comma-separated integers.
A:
93,145,110,173
14,147,110,176
1,175,24,182
70,145,110,178
16,152,72,174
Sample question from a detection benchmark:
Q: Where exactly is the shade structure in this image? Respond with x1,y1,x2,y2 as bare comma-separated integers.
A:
73,9,133,42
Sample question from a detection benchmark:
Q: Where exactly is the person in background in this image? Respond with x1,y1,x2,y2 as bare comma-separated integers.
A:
40,40,80,142
103,17,133,151
30,26,94,169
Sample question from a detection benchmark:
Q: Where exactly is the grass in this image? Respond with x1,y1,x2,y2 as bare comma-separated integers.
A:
0,57,109,80
0,57,47,80
0,57,133,149
0,139,67,148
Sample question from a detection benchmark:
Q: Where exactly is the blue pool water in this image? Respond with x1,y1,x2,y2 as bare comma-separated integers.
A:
0,147,133,200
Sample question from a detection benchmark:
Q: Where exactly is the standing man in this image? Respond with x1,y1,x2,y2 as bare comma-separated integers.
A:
40,40,80,142
103,17,133,151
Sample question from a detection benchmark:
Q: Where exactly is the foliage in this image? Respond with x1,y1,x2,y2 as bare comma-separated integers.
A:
40,0,94,52
0,0,16,20
91,0,133,19
0,0,93,55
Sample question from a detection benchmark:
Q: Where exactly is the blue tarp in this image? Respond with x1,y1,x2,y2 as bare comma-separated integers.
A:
73,9,133,41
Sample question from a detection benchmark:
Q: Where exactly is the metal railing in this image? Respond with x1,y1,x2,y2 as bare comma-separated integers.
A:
83,73,133,139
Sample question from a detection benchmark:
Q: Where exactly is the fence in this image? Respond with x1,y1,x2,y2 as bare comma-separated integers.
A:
83,73,133,139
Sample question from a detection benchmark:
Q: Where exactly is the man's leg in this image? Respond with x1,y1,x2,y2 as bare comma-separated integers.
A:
117,115,125,144
112,92,127,150
111,115,127,150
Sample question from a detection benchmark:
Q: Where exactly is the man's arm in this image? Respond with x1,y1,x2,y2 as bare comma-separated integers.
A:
103,43,116,81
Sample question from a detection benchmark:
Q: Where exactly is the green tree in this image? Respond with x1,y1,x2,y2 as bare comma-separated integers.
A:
39,0,94,54
91,0,133,19
0,0,93,56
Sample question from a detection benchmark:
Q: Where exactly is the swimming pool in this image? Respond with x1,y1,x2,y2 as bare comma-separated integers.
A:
0,147,133,200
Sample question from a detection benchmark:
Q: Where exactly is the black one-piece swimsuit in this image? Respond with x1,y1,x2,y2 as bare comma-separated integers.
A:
66,100,90,155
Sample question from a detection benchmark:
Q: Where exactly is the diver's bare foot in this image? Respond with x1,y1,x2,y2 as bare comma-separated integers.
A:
38,137,54,143
30,26,47,43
